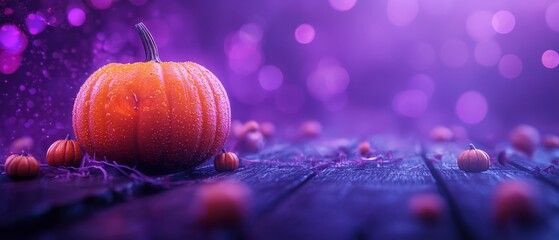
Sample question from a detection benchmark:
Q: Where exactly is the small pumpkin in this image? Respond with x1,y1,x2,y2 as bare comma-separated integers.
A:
46,134,84,167
543,134,559,149
492,180,538,226
429,126,453,142
214,149,239,173
358,141,371,156
194,181,252,228
4,151,40,179
509,124,540,156
72,22,231,173
457,144,490,172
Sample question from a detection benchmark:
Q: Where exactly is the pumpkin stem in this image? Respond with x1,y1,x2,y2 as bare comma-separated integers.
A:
65,134,70,140
222,148,226,154
20,150,28,156
469,144,476,150
135,22,161,63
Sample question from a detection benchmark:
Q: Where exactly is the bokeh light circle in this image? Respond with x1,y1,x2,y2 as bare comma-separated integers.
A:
329,0,357,11
387,0,419,27
474,40,502,67
440,39,469,68
90,0,114,10
466,10,495,41
393,90,428,117
258,65,284,91
498,54,523,79
408,74,435,97
546,2,559,32
26,13,46,35
307,58,350,101
67,8,86,27
492,10,515,34
294,24,315,44
0,24,28,54
0,52,22,74
542,50,559,69
455,91,488,124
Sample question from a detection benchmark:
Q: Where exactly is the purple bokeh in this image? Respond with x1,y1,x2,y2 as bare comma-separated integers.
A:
1,0,559,158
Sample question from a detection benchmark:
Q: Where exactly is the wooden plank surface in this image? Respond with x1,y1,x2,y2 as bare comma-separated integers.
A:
0,137,558,239
424,142,559,240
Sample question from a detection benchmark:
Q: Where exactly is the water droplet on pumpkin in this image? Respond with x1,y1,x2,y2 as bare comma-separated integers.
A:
155,90,162,95
85,101,90,106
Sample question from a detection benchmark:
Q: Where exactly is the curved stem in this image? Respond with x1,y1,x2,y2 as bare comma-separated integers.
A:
469,143,476,150
65,134,70,140
20,150,28,156
222,148,227,154
135,22,161,63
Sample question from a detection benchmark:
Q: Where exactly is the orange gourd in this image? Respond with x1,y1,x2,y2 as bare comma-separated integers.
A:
72,23,231,173
4,152,40,179
214,150,239,172
457,144,490,172
46,134,84,167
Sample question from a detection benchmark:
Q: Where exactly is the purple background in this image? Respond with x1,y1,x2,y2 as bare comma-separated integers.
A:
1,0,559,157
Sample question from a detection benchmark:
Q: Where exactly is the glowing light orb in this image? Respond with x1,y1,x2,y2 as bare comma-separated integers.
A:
466,11,495,41
498,54,523,79
0,25,28,54
455,91,488,124
542,50,559,69
474,40,502,67
307,58,350,101
258,65,283,91
546,2,559,32
440,39,469,68
68,8,86,27
90,0,114,10
329,0,357,11
387,0,419,27
0,52,22,74
393,90,428,117
294,24,315,44
26,13,46,35
492,10,515,34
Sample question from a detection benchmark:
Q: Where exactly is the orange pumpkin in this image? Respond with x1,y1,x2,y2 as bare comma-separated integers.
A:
72,23,231,173
214,149,239,172
457,144,490,172
46,134,84,167
4,152,40,179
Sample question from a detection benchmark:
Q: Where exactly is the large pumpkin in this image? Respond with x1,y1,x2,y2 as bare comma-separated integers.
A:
72,23,231,173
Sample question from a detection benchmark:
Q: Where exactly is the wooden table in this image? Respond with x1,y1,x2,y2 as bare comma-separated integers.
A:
1,136,559,239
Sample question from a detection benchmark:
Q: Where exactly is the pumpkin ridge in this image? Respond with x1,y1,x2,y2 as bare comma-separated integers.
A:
192,63,218,161
178,63,203,165
73,68,106,156
201,63,228,157
84,67,110,158
25,155,31,175
89,68,114,161
156,63,173,165
66,140,74,166
191,64,210,165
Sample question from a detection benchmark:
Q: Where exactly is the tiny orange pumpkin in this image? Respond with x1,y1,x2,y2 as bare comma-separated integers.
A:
457,144,490,172
46,134,84,167
4,151,40,180
358,141,371,156
214,149,239,172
